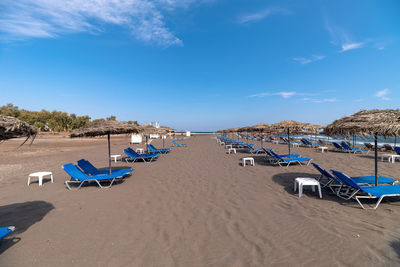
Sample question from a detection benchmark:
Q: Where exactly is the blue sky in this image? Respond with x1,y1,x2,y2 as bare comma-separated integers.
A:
0,0,399,131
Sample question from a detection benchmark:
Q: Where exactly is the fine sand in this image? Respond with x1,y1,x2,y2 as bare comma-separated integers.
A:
1,134,400,266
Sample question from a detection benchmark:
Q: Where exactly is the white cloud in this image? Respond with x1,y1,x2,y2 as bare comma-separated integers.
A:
375,88,390,101
238,7,290,24
341,42,364,52
302,98,338,103
0,0,205,46
250,91,296,98
324,16,365,52
293,55,325,65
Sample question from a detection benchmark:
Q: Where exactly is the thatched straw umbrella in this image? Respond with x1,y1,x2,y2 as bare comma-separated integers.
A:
271,120,316,157
0,115,38,145
245,123,272,148
325,109,400,185
71,120,141,173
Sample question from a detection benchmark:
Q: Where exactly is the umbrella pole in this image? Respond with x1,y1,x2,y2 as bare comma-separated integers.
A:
375,134,378,186
395,136,397,147
146,135,149,153
163,136,165,148
288,128,291,158
108,133,111,175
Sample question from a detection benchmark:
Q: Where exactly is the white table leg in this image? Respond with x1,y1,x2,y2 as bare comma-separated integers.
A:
299,183,303,198
318,184,322,198
27,176,31,186
39,175,43,186
51,174,54,183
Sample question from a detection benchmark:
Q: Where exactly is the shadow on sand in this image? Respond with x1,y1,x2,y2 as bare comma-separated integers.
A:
271,172,361,206
0,201,54,254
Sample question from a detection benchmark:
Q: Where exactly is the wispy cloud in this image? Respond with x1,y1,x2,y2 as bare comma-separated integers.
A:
375,88,390,101
324,16,365,52
341,42,364,52
0,0,204,46
250,91,297,98
293,55,325,65
302,97,338,103
237,7,290,24
249,90,338,103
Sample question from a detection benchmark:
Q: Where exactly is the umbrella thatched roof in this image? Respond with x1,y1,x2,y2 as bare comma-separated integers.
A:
270,120,321,134
218,127,240,133
242,123,272,132
70,120,141,138
0,115,38,141
325,109,400,137
140,124,174,134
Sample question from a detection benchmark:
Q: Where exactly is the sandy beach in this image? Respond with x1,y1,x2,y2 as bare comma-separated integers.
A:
1,134,400,266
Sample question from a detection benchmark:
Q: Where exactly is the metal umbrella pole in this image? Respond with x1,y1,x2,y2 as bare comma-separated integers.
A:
287,128,291,158
374,133,378,186
107,132,111,174
146,135,149,153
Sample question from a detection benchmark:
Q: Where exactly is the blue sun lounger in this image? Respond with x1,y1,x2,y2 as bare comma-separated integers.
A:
301,139,323,147
77,159,132,176
269,150,312,167
63,163,125,190
311,163,396,195
147,144,171,153
332,142,344,152
0,226,15,240
172,140,187,147
242,144,264,154
331,169,400,209
124,148,160,162
340,141,368,154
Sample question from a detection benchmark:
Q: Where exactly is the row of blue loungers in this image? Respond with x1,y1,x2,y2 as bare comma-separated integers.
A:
217,136,312,167
62,142,185,190
312,163,400,210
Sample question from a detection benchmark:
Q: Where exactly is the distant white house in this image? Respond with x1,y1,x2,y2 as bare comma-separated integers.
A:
130,134,142,144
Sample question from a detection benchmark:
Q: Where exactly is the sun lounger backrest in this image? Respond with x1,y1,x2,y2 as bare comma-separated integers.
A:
270,150,284,161
147,144,156,151
394,147,400,156
384,144,393,150
341,141,351,150
124,148,139,158
311,163,340,183
63,163,89,181
77,159,98,175
332,142,342,149
330,170,362,190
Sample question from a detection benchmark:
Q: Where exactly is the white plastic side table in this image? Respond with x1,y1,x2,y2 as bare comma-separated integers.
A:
243,157,255,166
110,154,121,162
318,146,328,153
136,148,144,154
294,177,322,198
228,148,236,154
28,171,53,186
